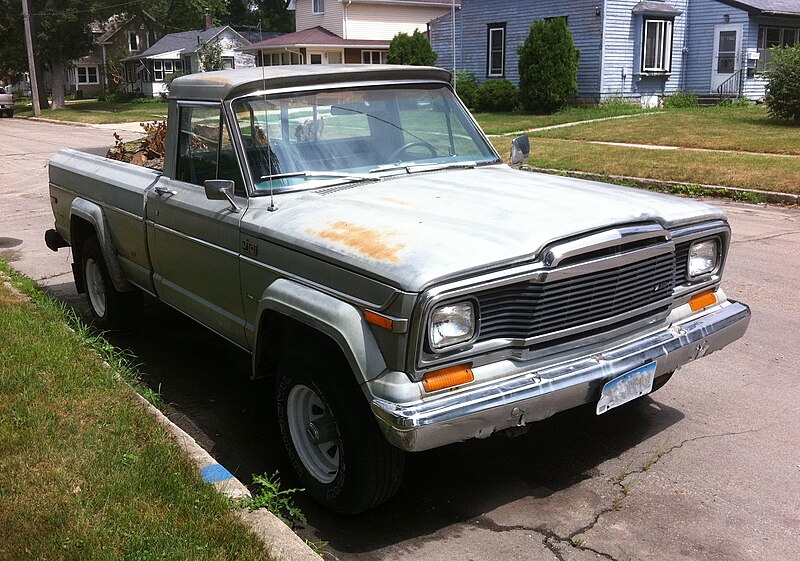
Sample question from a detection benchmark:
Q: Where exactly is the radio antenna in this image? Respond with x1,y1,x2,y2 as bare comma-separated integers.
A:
259,21,276,212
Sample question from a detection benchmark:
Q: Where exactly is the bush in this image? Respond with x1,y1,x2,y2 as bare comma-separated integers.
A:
387,30,437,66
455,70,478,108
765,45,800,121
664,91,699,108
518,18,580,113
473,79,519,112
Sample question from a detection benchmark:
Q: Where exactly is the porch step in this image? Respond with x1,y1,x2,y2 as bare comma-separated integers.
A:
697,95,726,106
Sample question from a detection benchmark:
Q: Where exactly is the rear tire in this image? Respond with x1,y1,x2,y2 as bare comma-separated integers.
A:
276,347,405,514
81,236,141,330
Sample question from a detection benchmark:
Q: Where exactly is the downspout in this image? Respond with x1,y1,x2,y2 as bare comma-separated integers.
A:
344,0,352,40
599,0,607,99
101,44,107,92
681,0,689,92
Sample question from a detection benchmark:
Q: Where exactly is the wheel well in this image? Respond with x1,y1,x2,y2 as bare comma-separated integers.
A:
69,216,96,293
255,310,351,380
70,216,96,265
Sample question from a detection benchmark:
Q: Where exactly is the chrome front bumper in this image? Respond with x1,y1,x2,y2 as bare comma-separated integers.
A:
371,301,751,452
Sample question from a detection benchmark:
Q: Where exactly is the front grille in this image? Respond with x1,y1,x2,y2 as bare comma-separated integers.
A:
475,252,676,342
674,241,691,284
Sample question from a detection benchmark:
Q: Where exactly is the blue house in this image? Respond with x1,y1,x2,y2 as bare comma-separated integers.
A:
429,0,800,105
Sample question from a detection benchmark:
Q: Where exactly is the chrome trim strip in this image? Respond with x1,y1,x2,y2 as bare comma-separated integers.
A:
374,301,751,452
544,223,668,267
151,222,239,259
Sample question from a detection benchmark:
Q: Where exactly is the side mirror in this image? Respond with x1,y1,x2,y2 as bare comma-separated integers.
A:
510,135,530,167
204,179,240,213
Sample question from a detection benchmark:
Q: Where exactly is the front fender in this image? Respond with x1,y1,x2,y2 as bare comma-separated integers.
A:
71,198,132,293
254,278,387,385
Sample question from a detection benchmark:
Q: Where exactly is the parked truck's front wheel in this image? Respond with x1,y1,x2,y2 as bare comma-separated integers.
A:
82,236,141,330
276,348,405,514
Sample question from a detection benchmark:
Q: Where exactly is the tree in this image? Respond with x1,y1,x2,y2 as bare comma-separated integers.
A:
517,18,580,113
34,0,98,109
228,0,294,33
198,40,223,72
0,0,27,85
765,44,800,122
387,30,437,66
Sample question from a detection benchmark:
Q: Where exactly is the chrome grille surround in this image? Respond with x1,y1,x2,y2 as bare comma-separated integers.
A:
410,221,731,377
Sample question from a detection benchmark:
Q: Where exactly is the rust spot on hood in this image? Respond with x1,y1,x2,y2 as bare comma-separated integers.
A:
310,221,405,264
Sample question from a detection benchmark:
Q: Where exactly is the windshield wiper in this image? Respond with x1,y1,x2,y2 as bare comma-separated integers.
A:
369,161,478,174
259,170,374,182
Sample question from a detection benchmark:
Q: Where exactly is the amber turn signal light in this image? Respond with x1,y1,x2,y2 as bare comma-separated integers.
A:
364,310,394,330
422,364,474,392
689,290,717,312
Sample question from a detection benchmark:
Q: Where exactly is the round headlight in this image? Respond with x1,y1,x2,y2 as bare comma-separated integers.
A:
429,301,475,350
688,239,719,278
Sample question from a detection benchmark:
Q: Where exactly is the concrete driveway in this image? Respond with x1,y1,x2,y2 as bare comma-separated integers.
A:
2,118,798,561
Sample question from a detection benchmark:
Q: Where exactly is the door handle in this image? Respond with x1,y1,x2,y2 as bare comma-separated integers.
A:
154,186,177,196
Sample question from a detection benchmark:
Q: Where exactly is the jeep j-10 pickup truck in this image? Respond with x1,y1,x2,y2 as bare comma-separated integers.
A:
46,65,750,514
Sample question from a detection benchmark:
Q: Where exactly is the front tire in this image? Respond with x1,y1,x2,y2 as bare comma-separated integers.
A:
276,348,405,514
81,236,141,330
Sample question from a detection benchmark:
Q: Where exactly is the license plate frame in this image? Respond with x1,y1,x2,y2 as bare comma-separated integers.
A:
596,362,657,415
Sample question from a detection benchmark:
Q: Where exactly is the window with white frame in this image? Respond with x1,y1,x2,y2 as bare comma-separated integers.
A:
641,18,673,73
362,50,388,64
76,66,99,84
222,57,235,69
757,26,799,71
487,23,506,77
128,31,140,51
261,51,302,66
153,61,163,81
312,0,325,14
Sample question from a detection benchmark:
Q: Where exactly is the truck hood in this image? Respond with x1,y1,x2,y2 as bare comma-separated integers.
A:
255,165,726,292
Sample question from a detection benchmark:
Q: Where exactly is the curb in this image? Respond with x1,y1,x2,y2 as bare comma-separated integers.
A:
131,393,320,561
525,167,800,206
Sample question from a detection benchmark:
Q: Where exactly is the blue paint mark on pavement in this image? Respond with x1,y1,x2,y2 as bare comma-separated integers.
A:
200,464,234,483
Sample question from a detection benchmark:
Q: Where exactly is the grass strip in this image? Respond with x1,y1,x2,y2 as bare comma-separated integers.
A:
15,99,168,124
474,101,654,135
529,105,800,155
0,262,272,561
488,136,800,195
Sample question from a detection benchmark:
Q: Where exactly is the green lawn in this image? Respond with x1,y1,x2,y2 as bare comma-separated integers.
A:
530,105,800,155
15,98,168,124
474,101,654,135
488,136,800,195
0,263,272,561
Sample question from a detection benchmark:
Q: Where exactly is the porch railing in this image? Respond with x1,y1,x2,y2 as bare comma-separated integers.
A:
716,68,744,100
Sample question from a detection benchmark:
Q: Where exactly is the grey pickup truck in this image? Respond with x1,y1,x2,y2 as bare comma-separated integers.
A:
46,65,750,514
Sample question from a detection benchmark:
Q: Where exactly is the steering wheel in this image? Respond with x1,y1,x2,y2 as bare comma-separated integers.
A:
389,141,438,162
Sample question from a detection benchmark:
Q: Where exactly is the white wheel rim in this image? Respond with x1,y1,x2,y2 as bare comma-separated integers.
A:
287,384,340,484
85,258,107,318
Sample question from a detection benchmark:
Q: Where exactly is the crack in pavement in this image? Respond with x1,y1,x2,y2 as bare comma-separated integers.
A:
474,427,768,561
731,230,800,244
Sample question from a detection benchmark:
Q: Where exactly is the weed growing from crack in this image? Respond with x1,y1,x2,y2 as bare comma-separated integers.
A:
243,471,307,528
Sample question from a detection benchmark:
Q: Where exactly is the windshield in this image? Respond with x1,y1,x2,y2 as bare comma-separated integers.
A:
232,84,499,193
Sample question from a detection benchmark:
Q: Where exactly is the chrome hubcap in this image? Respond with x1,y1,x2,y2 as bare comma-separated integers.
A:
85,258,107,318
287,384,339,484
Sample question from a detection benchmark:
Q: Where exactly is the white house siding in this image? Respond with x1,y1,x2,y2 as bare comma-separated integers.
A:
345,3,450,40
295,0,345,36
600,0,689,101
431,0,603,97
684,0,749,95
215,31,256,69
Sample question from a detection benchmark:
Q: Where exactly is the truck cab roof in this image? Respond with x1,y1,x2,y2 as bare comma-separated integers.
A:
167,64,453,102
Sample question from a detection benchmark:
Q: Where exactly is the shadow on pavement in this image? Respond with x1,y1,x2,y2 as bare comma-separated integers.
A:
45,281,685,558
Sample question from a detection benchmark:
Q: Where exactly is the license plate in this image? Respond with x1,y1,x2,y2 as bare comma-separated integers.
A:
596,362,656,415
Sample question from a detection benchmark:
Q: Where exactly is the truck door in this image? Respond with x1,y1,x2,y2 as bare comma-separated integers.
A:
146,102,249,349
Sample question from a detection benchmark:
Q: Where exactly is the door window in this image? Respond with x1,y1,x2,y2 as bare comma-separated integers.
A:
176,105,245,194
717,30,737,74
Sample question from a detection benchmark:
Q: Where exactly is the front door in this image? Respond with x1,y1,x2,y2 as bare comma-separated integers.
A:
711,24,742,92
146,102,250,348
